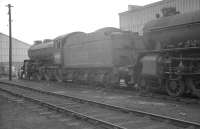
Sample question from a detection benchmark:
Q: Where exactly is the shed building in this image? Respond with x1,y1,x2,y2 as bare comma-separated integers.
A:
119,0,200,35
0,33,30,76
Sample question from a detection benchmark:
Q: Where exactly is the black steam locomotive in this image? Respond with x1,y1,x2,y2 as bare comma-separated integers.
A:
20,10,200,97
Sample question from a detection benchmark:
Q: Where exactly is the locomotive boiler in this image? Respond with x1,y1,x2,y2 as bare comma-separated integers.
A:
137,10,200,97
143,10,200,50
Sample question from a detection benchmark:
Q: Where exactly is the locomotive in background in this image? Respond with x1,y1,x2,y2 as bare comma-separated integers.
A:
21,28,142,85
20,10,200,97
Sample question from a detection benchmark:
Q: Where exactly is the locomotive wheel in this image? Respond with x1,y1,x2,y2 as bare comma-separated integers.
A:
73,72,80,82
54,70,63,82
98,73,104,83
44,73,50,81
123,76,131,87
21,73,25,79
165,80,185,97
55,74,62,82
36,73,42,81
82,73,88,83
101,73,110,86
186,78,200,98
110,74,120,86
87,72,95,83
138,77,149,93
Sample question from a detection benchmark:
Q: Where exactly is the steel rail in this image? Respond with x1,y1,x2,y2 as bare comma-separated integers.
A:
0,87,126,129
0,81,199,128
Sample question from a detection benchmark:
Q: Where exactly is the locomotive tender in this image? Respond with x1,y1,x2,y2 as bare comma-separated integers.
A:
21,10,200,97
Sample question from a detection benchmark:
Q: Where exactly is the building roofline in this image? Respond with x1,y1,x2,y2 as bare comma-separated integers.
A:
0,32,31,46
119,0,172,15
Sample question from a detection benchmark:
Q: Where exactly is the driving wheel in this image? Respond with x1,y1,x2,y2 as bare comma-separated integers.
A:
165,80,185,97
186,78,200,98
36,73,43,81
138,77,149,93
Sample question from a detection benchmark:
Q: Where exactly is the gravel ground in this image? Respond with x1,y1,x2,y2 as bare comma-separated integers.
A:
1,79,200,124
0,94,95,129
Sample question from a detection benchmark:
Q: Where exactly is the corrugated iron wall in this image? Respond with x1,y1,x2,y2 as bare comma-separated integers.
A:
0,33,30,74
119,0,200,35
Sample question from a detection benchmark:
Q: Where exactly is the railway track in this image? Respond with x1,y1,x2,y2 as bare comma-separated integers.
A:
0,81,199,129
11,80,200,106
0,91,98,129
69,81,200,105
109,86,200,105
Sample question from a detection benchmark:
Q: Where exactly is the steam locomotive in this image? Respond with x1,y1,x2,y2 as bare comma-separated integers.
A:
20,10,200,97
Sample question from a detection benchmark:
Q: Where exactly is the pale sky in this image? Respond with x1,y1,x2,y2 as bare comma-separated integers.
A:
0,0,160,44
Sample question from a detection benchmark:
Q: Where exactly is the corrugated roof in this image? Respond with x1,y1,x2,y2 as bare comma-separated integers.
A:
0,32,31,46
119,0,172,15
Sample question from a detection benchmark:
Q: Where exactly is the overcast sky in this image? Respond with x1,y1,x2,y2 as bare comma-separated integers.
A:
0,0,160,44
